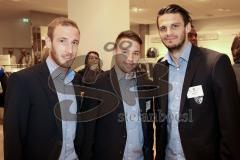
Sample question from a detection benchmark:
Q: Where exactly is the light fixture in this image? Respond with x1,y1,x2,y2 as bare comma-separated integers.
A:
217,8,231,12
22,18,30,23
131,7,143,13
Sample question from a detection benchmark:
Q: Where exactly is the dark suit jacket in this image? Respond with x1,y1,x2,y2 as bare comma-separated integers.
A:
153,46,240,160
4,61,89,160
91,67,154,160
78,67,103,84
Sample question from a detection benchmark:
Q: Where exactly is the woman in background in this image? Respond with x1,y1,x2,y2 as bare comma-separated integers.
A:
231,33,240,96
78,51,103,84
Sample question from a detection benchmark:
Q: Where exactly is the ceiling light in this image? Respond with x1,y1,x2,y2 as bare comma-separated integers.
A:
217,8,231,12
131,7,143,13
22,18,30,23
205,14,214,17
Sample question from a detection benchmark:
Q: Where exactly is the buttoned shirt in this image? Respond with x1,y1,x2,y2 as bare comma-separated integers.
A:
115,65,144,160
46,57,78,160
165,43,192,160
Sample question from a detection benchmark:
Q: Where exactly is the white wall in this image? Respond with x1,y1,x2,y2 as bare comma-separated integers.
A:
130,24,140,35
30,11,66,27
68,0,130,70
0,11,65,56
148,15,240,62
0,16,31,54
194,15,240,61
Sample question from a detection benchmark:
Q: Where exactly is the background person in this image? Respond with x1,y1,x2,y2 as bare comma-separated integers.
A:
188,24,198,46
78,51,103,84
231,33,240,96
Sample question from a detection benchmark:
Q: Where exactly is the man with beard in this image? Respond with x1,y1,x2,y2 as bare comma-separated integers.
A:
4,17,89,160
153,4,240,160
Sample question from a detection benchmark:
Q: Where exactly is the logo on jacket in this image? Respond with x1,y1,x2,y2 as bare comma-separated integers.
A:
194,96,203,104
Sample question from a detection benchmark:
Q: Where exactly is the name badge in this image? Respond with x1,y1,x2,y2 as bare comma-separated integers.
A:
146,100,151,111
187,85,204,99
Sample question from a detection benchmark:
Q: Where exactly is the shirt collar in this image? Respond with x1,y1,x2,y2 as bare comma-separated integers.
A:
114,64,136,81
46,56,75,84
164,42,192,66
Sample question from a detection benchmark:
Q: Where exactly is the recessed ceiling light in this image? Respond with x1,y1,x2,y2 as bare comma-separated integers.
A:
12,0,21,2
22,18,30,23
131,7,143,13
205,14,214,17
217,8,231,12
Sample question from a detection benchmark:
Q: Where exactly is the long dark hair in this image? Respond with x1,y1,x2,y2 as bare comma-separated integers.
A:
84,51,101,68
231,34,240,63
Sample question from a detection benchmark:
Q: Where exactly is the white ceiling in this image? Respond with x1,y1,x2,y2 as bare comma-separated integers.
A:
0,0,240,24
130,0,240,24
0,0,67,19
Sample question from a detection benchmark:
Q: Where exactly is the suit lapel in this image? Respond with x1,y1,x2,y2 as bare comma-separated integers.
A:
136,74,148,137
37,61,63,141
110,67,122,99
139,98,148,143
110,68,127,136
179,46,202,114
154,60,169,115
72,74,82,112
72,74,84,145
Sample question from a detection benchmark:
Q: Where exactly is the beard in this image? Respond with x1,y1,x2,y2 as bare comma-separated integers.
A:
50,49,75,69
162,34,186,53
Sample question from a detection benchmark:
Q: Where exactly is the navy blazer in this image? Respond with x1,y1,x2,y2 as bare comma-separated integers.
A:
153,46,240,160
91,67,154,160
4,61,90,160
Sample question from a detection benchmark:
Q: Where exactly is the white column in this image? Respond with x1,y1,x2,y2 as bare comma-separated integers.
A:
68,0,130,70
